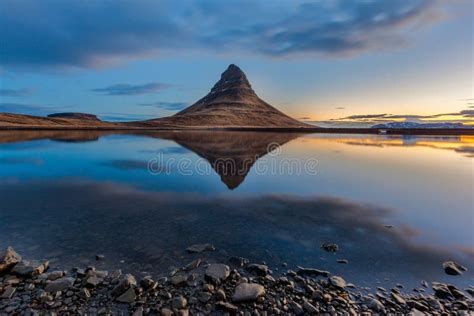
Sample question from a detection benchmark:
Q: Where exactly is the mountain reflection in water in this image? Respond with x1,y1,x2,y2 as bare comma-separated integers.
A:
0,130,472,289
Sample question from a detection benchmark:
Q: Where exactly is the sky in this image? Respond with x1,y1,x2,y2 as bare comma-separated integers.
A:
0,0,473,127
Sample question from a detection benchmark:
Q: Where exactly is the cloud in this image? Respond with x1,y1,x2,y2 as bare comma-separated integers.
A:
0,157,44,165
92,83,172,96
335,110,474,121
0,0,447,70
1,178,472,285
0,88,33,97
138,102,188,111
101,159,149,170
335,107,345,110
0,102,56,115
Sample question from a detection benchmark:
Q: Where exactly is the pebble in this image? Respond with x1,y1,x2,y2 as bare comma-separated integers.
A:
205,264,230,283
115,287,136,303
442,261,467,275
232,283,265,302
186,243,215,253
321,242,339,252
44,277,75,293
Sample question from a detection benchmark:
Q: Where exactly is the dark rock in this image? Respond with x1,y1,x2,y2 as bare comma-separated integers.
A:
216,301,238,312
47,270,65,281
329,276,346,289
228,256,249,267
45,277,75,293
215,289,226,301
432,282,452,299
183,258,201,271
321,242,338,252
205,264,230,283
303,300,319,313
246,263,269,276
197,291,212,303
186,244,215,253
172,295,187,310
297,267,330,277
0,247,22,274
1,286,16,299
111,274,137,297
12,260,49,276
115,287,136,303
95,254,105,261
442,261,467,275
336,259,349,264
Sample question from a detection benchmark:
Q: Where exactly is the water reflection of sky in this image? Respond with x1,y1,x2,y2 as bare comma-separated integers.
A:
0,131,472,289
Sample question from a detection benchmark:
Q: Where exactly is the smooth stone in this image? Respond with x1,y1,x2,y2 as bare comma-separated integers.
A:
12,260,49,276
391,292,406,305
303,300,319,313
432,282,452,299
183,258,201,271
172,295,187,310
205,264,230,283
197,291,212,303
161,308,173,316
228,256,249,267
111,274,137,297
1,286,16,299
296,267,330,277
216,301,238,312
215,289,226,301
232,283,265,302
321,242,338,252
45,277,75,293
246,264,269,276
329,276,347,289
186,244,215,253
85,276,103,287
47,271,65,281
116,287,136,303
0,247,22,274
171,273,188,286
442,261,467,275
364,297,385,312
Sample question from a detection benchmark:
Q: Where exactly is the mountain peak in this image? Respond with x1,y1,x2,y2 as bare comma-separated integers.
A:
210,64,252,93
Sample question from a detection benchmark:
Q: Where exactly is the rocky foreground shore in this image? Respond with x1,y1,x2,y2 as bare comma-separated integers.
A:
1,246,473,315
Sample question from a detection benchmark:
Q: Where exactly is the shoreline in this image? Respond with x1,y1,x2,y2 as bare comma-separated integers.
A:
0,126,473,136
1,246,473,314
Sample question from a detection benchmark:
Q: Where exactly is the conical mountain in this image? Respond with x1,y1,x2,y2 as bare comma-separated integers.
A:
143,64,310,128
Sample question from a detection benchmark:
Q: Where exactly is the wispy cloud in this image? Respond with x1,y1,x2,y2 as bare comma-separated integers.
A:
0,102,56,115
0,0,448,70
138,101,188,111
92,83,172,96
335,110,474,121
0,88,33,97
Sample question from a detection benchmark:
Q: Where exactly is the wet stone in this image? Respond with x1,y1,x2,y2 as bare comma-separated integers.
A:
186,244,215,253
205,264,230,284
442,261,467,276
232,283,265,302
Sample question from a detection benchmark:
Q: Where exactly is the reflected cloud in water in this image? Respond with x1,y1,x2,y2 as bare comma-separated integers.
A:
0,179,472,289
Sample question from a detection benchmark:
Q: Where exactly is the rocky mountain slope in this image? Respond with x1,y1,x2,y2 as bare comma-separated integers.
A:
140,64,310,128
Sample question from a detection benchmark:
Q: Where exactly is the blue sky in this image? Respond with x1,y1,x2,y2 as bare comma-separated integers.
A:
0,0,472,126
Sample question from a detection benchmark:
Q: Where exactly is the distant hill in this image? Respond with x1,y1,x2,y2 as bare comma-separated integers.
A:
47,113,100,121
372,122,472,129
141,64,311,128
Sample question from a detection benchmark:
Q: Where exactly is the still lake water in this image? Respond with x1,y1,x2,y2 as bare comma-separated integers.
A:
0,131,473,290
